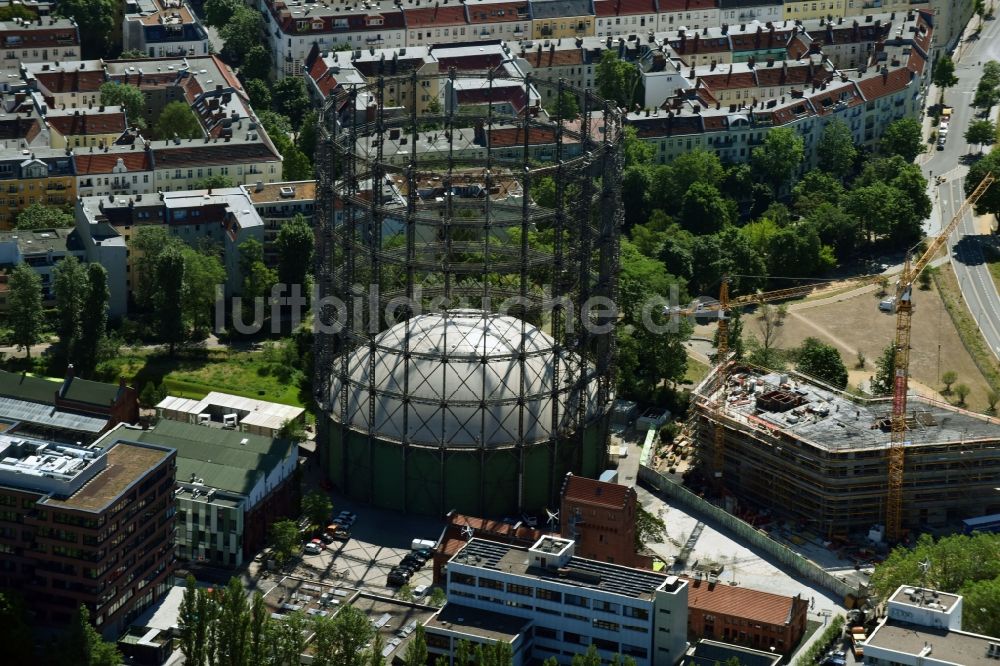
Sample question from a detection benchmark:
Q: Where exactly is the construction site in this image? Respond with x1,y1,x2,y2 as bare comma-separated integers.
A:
689,365,1000,538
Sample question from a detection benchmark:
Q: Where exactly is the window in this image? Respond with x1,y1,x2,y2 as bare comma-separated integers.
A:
479,577,503,591
565,593,589,608
593,618,620,632
450,572,476,587
536,588,561,603
506,582,533,597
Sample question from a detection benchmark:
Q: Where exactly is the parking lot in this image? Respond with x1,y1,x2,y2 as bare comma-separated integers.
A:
248,497,446,599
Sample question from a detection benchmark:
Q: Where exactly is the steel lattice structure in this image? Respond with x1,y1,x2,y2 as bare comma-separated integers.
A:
314,71,623,516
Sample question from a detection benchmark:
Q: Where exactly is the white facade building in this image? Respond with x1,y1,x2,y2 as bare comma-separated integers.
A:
443,536,688,665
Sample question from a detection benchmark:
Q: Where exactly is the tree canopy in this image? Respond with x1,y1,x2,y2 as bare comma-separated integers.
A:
7,264,43,358
15,203,73,230
879,118,924,162
55,0,116,59
595,50,640,109
219,5,264,66
965,119,996,152
99,81,146,129
816,119,857,179
931,54,958,90
967,150,1000,216
796,337,848,388
154,101,203,140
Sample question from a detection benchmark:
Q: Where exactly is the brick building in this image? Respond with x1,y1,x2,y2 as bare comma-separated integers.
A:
684,576,809,655
0,434,176,638
559,472,650,568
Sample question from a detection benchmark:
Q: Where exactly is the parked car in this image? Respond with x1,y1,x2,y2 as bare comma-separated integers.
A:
387,571,409,586
412,585,429,599
304,543,322,555
414,547,434,560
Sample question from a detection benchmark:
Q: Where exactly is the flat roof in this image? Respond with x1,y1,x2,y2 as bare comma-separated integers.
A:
43,442,171,512
451,538,674,600
697,367,1000,452
427,604,530,643
867,620,999,665
889,586,961,613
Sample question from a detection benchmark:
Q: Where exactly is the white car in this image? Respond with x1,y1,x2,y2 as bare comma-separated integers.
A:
412,585,429,599
304,543,322,555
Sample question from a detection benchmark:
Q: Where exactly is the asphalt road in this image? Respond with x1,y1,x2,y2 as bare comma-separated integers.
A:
920,16,1000,359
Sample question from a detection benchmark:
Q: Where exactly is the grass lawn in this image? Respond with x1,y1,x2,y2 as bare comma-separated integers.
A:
102,347,312,410
984,244,1000,293
683,358,710,386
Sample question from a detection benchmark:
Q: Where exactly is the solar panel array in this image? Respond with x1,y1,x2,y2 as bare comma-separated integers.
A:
457,539,667,599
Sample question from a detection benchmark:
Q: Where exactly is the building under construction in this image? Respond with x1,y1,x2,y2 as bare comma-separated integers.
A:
313,72,622,517
691,365,1000,537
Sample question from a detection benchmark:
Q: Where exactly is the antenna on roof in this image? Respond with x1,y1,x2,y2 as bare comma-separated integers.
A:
545,508,560,531
461,524,474,541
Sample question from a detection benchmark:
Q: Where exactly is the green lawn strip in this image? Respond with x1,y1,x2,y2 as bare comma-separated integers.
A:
933,267,1000,393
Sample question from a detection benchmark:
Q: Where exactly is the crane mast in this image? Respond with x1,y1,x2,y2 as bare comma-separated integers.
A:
885,171,994,542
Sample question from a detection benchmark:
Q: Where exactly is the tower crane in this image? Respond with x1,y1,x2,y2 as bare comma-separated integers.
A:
681,172,993,534
884,171,994,542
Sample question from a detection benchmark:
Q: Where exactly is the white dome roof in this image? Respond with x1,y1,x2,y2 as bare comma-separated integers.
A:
329,310,599,447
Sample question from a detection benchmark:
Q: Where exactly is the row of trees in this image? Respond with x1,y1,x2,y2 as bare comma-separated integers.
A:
52,257,110,375
179,576,639,666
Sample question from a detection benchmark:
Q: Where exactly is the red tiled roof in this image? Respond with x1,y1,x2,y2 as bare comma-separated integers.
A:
728,25,794,52
521,48,585,67
437,513,548,560
669,34,731,55
405,5,467,27
0,27,79,49
787,35,809,60
659,0,718,12
913,11,933,52
74,150,153,175
48,111,126,136
685,577,805,625
856,67,911,100
628,113,703,137
153,141,280,168
561,474,632,509
698,69,757,91
34,69,105,95
466,2,529,24
457,85,529,114
437,53,505,71
907,49,926,76
594,0,657,17
0,116,42,142
489,125,557,147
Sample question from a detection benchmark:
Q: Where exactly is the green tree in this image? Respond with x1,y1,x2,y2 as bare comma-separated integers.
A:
245,78,272,112
258,110,293,139
155,245,187,355
269,610,307,665
623,125,654,167
179,575,206,666
572,644,602,666
139,381,167,409
296,111,319,161
987,390,999,413
879,117,924,162
99,81,146,129
323,604,373,666
7,264,43,358
751,126,804,192
931,54,958,91
242,44,273,83
796,337,848,388
15,202,73,229
202,0,242,28
792,169,844,213
870,532,1000,599
0,593,34,664
870,343,897,396
273,77,312,126
302,491,333,528
553,88,580,119
679,181,731,234
180,247,225,335
475,640,514,666
941,370,958,393
52,256,87,364
217,577,250,666
132,226,174,309
119,48,146,58
429,587,447,607
193,174,236,190
966,150,1000,217
220,6,264,66
276,214,315,289
455,640,475,666
77,263,109,375
404,625,429,666
369,633,386,666
635,506,666,549
55,0,115,59
282,145,314,181
52,605,122,666
0,4,34,21
248,593,269,666
595,50,639,108
954,383,970,405
816,119,856,179
269,518,300,564
965,119,996,152
974,82,1000,110
154,100,202,140
962,573,1000,635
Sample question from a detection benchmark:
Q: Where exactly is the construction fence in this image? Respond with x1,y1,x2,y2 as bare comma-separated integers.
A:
637,464,862,603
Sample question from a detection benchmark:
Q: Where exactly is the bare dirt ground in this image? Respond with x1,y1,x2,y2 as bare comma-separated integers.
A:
695,281,994,412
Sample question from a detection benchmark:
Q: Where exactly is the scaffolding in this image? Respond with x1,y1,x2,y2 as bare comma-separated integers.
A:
314,72,623,515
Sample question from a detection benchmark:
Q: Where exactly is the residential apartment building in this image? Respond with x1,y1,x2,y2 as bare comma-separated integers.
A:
0,226,84,304
0,149,76,229
718,0,782,25
684,576,808,655
0,434,176,638
75,186,266,315
123,0,210,58
559,473,649,567
863,585,1000,665
21,60,106,109
45,106,128,150
531,0,596,38
443,536,689,665
0,16,79,74
96,419,298,568
243,180,316,266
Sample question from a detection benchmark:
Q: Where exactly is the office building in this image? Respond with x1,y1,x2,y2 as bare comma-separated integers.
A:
443,536,689,665
560,472,650,568
0,433,176,638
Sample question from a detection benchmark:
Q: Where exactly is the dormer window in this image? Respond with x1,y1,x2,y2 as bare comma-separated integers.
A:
366,16,383,26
